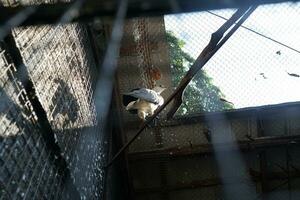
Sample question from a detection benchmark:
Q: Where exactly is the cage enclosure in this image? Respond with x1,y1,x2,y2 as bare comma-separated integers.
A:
1,0,300,200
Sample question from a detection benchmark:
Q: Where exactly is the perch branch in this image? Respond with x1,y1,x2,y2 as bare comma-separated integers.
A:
105,6,257,168
167,6,257,119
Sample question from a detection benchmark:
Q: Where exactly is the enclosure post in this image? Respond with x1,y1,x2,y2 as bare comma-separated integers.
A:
284,117,292,200
256,113,268,198
153,126,170,200
113,81,136,199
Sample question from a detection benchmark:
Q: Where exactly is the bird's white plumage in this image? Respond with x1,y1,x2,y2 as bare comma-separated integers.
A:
124,88,161,104
123,86,166,120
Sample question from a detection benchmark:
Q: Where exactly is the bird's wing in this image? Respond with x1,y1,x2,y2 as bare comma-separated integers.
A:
124,88,159,104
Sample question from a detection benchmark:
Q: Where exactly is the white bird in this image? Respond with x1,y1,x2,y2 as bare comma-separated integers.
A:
122,85,166,120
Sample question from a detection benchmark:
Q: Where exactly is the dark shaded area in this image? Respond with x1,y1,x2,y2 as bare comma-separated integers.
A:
105,86,133,200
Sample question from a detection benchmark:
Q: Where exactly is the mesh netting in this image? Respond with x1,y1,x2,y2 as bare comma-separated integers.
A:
115,3,300,200
0,42,58,199
165,2,300,114
2,1,300,200
13,23,104,199
0,15,105,200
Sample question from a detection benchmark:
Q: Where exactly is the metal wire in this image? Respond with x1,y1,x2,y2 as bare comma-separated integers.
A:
116,3,300,200
206,10,300,55
0,0,105,199
2,1,300,200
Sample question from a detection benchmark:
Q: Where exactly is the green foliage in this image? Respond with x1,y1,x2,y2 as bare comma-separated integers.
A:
166,31,234,115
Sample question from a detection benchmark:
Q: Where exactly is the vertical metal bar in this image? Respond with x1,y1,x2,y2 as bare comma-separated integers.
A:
104,82,135,200
153,126,170,200
284,116,291,200
103,106,113,200
256,112,268,198
113,79,135,199
286,147,291,200
85,24,103,67
2,33,80,199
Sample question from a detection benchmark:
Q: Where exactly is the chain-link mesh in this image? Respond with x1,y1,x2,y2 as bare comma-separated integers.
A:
0,7,106,200
164,2,300,114
11,23,104,199
114,3,300,200
2,1,300,200
0,42,59,199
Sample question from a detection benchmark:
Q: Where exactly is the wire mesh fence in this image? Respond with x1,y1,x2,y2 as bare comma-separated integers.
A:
0,39,76,199
164,2,300,115
2,1,300,200
0,6,107,200
114,3,300,200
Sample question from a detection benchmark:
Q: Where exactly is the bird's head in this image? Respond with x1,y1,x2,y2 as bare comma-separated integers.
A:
153,84,166,94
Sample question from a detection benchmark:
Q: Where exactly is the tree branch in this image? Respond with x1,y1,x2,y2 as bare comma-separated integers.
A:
167,6,257,119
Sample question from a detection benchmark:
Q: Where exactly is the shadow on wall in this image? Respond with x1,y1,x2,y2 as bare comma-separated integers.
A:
49,78,79,128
